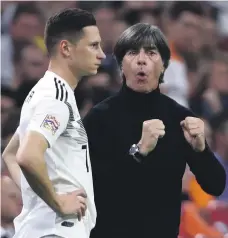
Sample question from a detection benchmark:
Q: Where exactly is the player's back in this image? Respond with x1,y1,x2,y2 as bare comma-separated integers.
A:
14,71,96,238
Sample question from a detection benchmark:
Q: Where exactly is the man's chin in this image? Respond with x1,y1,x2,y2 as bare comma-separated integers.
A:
91,69,98,75
133,85,152,94
84,69,98,76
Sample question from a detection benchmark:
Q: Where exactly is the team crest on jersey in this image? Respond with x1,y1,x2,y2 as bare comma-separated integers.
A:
41,115,60,135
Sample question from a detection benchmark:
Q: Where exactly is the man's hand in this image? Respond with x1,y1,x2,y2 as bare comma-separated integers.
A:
138,119,165,155
180,117,205,152
57,189,87,221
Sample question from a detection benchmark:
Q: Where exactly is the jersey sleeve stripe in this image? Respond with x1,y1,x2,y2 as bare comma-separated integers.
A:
54,77,60,100
53,78,69,102
65,87,68,102
59,83,64,101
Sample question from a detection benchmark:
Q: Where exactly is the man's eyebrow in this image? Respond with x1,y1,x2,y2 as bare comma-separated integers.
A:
144,45,158,51
126,45,158,52
89,40,101,45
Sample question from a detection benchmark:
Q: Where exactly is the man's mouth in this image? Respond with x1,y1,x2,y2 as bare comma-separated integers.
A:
136,71,148,80
137,71,146,76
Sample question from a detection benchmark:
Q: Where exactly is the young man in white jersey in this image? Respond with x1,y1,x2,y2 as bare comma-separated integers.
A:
2,8,106,238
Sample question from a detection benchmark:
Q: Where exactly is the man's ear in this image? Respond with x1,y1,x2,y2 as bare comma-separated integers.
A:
59,40,71,57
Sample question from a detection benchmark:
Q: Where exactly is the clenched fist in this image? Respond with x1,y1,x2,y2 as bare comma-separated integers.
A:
138,119,165,156
180,117,205,152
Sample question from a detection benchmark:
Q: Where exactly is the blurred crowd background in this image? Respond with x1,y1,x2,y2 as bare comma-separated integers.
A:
1,1,228,238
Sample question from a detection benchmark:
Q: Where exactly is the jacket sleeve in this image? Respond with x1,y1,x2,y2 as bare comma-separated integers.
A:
180,108,226,197
185,141,226,196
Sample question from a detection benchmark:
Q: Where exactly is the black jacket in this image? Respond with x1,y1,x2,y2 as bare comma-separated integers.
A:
83,84,226,238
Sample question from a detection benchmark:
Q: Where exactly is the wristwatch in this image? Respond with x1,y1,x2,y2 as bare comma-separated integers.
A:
129,144,145,163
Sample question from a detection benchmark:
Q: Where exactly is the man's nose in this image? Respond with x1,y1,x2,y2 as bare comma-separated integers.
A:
98,48,106,60
136,51,147,66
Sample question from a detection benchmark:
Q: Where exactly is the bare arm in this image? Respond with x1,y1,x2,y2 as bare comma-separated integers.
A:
14,98,70,215
16,131,62,214
2,131,21,189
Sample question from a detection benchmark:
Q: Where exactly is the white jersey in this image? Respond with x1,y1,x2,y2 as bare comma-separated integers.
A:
13,71,96,238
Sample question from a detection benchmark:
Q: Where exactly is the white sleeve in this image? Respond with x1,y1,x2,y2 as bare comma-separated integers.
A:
26,99,70,148
15,127,20,135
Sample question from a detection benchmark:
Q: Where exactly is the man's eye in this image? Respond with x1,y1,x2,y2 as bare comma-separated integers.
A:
148,51,156,55
91,43,99,48
128,50,137,55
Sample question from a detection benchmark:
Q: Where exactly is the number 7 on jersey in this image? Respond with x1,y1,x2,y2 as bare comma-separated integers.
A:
82,145,89,172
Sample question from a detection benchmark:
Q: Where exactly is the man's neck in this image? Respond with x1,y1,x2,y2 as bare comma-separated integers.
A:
48,60,79,90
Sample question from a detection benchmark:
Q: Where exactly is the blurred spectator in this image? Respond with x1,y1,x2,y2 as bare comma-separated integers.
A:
161,2,204,108
122,1,159,11
1,2,18,34
9,3,43,41
166,2,204,54
213,1,228,36
1,176,22,238
13,42,48,90
35,1,79,24
93,6,119,78
201,52,228,120
4,41,49,107
201,4,219,58
111,20,129,49
1,110,21,151
1,86,16,128
1,3,43,87
94,6,115,52
121,2,163,27
190,51,228,119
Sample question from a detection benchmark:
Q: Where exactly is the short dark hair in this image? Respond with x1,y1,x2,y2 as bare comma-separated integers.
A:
44,8,96,55
12,3,42,24
169,2,204,20
113,23,170,83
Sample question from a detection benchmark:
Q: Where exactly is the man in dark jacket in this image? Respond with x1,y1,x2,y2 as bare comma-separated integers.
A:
83,23,226,238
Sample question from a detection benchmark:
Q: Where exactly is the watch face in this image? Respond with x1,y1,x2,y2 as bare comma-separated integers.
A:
129,144,138,155
129,144,143,163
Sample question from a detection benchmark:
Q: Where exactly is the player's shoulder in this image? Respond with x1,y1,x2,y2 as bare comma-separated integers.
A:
32,72,71,103
160,93,195,119
90,93,119,114
83,93,118,125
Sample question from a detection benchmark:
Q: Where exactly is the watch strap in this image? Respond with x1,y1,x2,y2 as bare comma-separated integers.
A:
129,144,145,163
